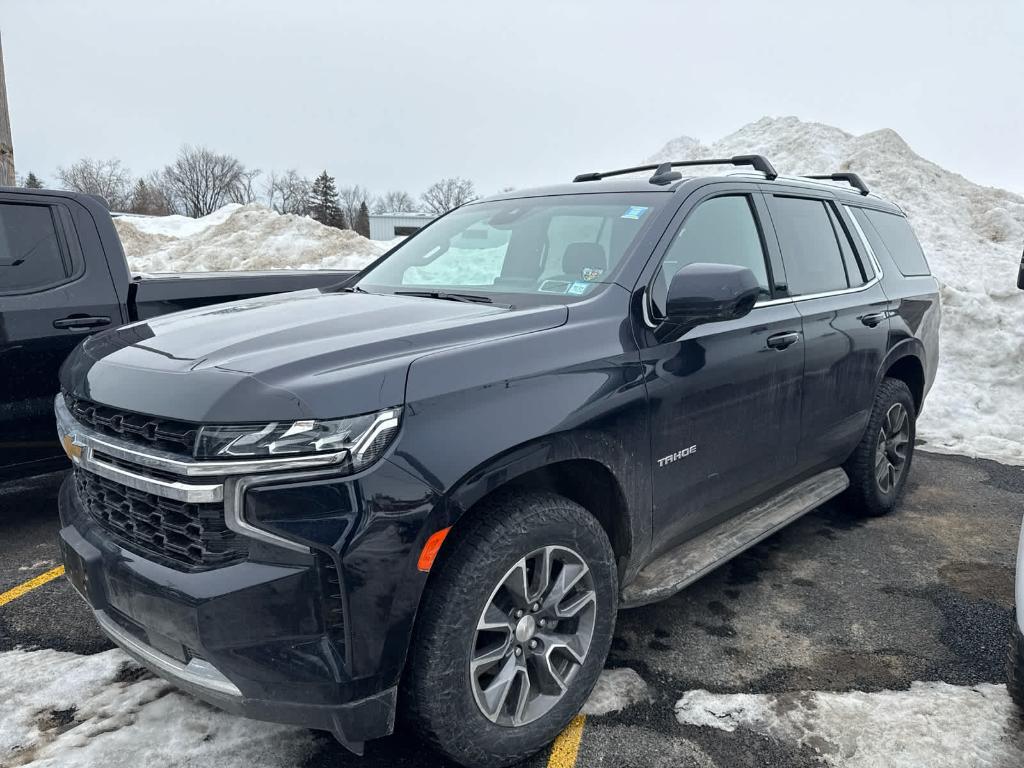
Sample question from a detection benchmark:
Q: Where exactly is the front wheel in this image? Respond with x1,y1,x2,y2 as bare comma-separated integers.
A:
843,378,917,517
402,491,617,768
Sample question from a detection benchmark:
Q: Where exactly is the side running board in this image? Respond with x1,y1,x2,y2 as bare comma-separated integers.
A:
621,468,849,608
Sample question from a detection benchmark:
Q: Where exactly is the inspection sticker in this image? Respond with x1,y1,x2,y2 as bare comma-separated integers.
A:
621,206,649,220
567,281,590,295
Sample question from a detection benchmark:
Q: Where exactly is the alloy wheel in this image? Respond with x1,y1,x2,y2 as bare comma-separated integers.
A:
470,545,597,727
875,402,910,494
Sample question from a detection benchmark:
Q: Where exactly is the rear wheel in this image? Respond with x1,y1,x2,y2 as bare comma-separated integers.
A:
843,378,916,516
402,490,617,768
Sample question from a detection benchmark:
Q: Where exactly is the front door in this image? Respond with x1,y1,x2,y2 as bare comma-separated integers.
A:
0,196,119,475
637,187,804,549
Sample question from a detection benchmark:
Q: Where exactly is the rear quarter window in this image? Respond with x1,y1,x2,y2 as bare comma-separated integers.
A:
854,208,931,277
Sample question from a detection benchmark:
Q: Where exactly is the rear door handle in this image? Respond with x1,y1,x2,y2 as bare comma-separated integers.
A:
766,332,801,350
859,312,887,328
53,315,112,331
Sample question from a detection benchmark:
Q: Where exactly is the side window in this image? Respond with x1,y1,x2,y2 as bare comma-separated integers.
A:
650,195,770,317
769,196,849,295
859,208,930,276
0,203,68,294
825,203,868,286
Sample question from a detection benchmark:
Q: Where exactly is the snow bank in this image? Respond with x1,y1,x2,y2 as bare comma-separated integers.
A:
651,117,1024,464
0,648,315,767
114,204,389,274
675,682,1024,767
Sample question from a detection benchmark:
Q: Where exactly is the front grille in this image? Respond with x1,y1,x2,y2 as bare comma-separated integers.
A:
64,393,198,457
75,469,247,569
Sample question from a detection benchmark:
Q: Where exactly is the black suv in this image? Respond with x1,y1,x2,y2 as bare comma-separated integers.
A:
56,156,939,767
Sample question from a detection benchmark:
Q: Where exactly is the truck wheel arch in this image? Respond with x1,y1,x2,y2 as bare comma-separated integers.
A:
442,438,638,579
879,342,926,413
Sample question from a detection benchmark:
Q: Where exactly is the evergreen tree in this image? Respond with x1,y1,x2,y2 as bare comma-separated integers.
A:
309,171,346,229
24,171,43,188
355,200,371,238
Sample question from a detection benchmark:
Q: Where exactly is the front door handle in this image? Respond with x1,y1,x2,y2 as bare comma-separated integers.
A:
859,312,887,328
53,315,112,331
766,332,801,350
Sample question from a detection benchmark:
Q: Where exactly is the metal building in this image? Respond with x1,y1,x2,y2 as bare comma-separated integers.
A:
368,212,435,241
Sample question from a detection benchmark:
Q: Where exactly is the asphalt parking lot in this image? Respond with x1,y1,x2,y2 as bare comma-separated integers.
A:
2,451,1023,767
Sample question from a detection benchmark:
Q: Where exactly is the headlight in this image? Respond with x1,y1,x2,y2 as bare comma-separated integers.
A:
194,408,400,470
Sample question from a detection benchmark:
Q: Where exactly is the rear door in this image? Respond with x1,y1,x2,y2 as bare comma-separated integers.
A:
763,190,890,471
0,195,120,474
637,183,805,548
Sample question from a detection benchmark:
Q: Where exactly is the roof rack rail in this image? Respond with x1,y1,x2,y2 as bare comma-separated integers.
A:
573,154,778,184
801,172,870,196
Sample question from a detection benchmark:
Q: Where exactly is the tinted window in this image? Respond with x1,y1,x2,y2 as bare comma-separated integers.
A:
770,196,849,295
825,204,867,286
0,203,67,293
651,195,769,316
860,208,930,276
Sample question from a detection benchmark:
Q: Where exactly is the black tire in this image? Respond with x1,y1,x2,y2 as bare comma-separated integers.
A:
1009,612,1024,714
842,378,916,517
401,490,617,768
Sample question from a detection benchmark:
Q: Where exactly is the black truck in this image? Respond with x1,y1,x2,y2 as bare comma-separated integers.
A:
0,187,352,479
55,157,939,767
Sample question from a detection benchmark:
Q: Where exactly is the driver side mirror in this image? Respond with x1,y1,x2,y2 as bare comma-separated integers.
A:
660,262,762,333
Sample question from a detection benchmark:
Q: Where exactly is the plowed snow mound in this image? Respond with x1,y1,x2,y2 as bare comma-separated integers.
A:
651,117,1024,464
115,204,388,273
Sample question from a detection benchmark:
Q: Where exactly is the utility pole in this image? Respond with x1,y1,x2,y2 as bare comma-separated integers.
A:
0,32,14,186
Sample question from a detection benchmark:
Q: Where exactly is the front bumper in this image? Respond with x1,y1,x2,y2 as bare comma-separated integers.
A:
55,396,444,750
59,479,396,748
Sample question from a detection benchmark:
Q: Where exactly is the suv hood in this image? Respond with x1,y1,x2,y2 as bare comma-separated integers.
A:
61,290,567,423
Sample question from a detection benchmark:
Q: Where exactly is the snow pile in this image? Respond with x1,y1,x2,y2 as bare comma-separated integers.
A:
651,117,1024,464
114,204,389,274
675,682,1024,767
583,668,651,715
0,648,315,767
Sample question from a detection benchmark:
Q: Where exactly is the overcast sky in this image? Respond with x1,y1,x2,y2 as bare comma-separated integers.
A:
4,0,1023,198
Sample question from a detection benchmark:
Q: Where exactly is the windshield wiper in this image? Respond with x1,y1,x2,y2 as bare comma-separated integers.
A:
394,290,493,304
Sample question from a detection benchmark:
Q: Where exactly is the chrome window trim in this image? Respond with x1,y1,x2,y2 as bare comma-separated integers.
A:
843,204,885,279
95,609,242,698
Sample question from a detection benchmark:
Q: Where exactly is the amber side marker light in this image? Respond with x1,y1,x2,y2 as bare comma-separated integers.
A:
417,527,452,572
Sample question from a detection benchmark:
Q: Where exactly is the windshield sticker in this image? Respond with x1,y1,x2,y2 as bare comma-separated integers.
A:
581,267,604,281
539,279,572,294
621,206,649,220
567,281,590,296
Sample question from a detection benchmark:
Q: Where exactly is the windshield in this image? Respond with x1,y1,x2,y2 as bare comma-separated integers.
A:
356,193,667,301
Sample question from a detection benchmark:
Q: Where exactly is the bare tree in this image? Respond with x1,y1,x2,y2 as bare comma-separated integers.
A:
264,170,310,215
127,177,174,216
162,145,247,217
421,177,476,215
144,170,180,215
338,185,370,231
57,157,133,209
372,190,417,214
230,167,262,204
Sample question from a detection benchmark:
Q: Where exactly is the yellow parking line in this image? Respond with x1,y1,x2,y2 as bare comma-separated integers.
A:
0,565,65,607
547,715,585,768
